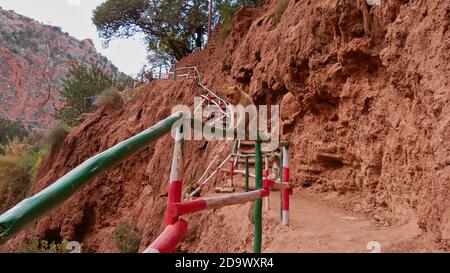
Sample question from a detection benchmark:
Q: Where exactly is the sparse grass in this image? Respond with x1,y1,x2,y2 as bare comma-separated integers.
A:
274,0,289,25
0,117,28,152
125,85,146,101
31,146,49,181
47,125,69,152
97,86,123,109
184,180,201,199
113,222,142,253
20,232,71,253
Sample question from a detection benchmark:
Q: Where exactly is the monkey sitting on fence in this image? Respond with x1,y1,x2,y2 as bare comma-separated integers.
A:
269,155,280,180
144,72,154,82
223,85,254,107
223,85,257,140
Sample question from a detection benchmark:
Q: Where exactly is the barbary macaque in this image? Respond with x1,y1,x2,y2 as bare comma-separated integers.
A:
269,155,280,180
223,85,257,140
223,85,254,107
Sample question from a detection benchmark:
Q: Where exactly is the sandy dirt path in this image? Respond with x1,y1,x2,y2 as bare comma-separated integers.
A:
262,191,423,253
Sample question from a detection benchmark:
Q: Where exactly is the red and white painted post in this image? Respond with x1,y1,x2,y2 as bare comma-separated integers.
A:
264,156,270,211
143,219,188,253
165,126,184,227
282,146,290,226
169,189,269,218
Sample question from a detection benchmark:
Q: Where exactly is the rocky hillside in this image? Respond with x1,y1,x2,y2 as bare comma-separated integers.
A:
1,0,449,252
0,7,129,130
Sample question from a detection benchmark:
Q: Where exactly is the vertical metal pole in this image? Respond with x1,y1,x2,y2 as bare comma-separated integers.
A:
159,65,162,79
254,136,263,253
208,0,213,42
245,157,249,192
279,152,283,220
282,146,290,226
264,156,270,211
165,126,184,227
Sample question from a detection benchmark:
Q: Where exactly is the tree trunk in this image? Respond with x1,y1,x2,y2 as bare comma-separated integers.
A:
195,28,203,49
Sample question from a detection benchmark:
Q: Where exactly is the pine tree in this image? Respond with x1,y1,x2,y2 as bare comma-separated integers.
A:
57,65,113,127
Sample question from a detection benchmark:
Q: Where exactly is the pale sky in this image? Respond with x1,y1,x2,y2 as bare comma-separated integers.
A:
0,0,148,76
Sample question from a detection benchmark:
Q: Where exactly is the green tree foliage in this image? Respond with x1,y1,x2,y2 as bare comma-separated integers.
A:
217,0,238,41
212,0,263,41
0,117,28,153
213,0,263,25
57,65,113,127
0,139,47,213
92,0,262,61
114,73,134,92
93,0,209,61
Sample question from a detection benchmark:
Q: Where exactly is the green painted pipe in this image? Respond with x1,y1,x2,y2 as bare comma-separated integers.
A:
0,112,184,245
232,152,281,158
245,157,249,192
253,136,263,253
232,141,239,153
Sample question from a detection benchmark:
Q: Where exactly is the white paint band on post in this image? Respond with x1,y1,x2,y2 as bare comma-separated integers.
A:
165,127,184,226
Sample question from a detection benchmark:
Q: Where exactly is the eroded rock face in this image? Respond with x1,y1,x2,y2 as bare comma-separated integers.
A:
0,8,128,129
2,0,449,252
202,0,449,248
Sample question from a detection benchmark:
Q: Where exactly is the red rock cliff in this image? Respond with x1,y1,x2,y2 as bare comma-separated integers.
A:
2,0,449,252
0,7,129,130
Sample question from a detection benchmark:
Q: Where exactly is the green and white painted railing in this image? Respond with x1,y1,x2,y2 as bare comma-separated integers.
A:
0,111,184,245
